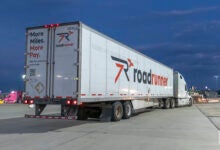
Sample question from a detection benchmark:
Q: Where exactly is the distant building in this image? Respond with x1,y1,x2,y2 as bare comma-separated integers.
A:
201,90,218,98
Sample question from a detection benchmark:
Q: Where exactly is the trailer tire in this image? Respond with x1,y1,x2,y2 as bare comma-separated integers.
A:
122,101,132,119
111,102,123,121
164,99,170,109
175,99,179,108
158,99,164,108
170,99,175,109
77,108,88,120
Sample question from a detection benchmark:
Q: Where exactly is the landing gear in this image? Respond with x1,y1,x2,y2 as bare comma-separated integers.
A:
35,104,46,115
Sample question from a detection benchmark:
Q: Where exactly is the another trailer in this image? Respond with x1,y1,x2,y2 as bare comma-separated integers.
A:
24,21,192,121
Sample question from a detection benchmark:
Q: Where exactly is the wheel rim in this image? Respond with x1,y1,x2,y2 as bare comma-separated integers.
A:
116,105,122,118
166,100,170,108
172,100,175,108
126,104,131,116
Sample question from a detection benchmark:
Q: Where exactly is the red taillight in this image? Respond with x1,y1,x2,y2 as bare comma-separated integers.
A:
44,25,49,28
24,100,28,104
30,100,34,104
66,100,78,105
56,24,60,27
73,100,77,105
66,100,71,105
50,24,54,27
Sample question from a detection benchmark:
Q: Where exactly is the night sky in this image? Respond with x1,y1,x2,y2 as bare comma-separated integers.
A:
0,0,220,92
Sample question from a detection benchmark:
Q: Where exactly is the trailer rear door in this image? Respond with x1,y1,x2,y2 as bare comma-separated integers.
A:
25,23,79,99
53,24,79,98
26,28,49,98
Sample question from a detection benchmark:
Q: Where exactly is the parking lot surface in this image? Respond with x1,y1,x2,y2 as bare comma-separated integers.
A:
0,104,219,150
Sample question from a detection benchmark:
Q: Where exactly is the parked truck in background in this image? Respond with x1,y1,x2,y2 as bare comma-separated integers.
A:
3,91,23,104
23,21,192,121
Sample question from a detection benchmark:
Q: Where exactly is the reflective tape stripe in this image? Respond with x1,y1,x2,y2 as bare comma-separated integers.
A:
25,114,76,120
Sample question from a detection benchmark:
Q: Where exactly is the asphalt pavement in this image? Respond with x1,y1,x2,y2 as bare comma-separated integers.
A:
196,104,220,130
0,104,219,150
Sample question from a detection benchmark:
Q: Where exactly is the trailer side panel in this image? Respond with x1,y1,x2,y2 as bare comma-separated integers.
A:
80,24,173,103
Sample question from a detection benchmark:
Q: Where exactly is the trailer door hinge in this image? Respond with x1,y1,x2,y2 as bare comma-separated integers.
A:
73,77,79,80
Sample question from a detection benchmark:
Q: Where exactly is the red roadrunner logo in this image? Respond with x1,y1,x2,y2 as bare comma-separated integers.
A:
56,30,74,47
111,56,134,83
57,31,74,43
111,56,169,86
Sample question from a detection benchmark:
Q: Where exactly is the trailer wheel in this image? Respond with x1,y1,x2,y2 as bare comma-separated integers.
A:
170,99,175,109
111,102,123,121
158,99,164,108
123,101,132,119
77,108,88,120
164,99,170,109
175,99,179,108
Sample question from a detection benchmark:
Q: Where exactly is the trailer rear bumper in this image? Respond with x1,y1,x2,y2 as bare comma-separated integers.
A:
24,114,77,120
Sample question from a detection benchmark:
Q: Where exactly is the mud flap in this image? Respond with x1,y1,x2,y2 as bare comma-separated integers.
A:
100,104,112,122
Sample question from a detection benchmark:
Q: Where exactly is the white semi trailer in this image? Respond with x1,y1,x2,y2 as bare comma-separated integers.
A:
24,21,192,121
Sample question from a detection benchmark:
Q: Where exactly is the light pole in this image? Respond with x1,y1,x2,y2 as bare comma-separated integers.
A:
214,75,220,90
